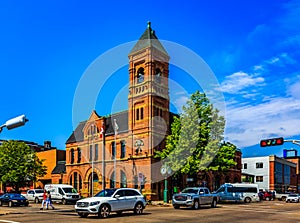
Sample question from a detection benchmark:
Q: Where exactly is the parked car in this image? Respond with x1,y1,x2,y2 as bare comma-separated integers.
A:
263,191,274,201
172,187,219,209
0,193,29,207
275,192,290,201
24,189,44,203
75,188,146,218
286,194,300,203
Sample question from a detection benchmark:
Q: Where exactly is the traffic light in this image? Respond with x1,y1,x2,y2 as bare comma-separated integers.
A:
260,137,284,147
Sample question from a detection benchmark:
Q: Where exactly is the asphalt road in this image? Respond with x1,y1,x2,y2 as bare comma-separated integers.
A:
0,200,300,223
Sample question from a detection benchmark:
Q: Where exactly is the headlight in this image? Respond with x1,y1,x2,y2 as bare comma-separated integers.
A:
187,196,192,200
12,200,18,202
90,201,100,206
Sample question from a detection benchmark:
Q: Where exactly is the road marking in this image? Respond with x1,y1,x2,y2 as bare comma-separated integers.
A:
0,220,20,223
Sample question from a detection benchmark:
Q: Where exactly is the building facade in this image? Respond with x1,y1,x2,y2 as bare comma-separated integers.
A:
242,155,297,193
66,23,170,200
65,23,242,200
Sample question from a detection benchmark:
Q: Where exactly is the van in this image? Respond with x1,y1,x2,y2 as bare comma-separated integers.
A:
44,184,80,204
215,183,260,203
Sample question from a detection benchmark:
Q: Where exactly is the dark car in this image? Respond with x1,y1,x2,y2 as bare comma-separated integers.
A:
0,193,29,207
263,191,274,201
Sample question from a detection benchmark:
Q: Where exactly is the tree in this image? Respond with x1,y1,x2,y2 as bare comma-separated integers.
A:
155,90,237,175
0,140,47,192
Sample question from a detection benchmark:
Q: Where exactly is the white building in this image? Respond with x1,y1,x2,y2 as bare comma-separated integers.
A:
242,155,297,192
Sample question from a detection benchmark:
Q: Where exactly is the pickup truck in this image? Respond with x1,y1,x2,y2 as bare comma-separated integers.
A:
172,187,219,209
275,192,290,201
23,189,44,203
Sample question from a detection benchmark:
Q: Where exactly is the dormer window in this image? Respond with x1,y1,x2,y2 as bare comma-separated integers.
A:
137,68,144,84
87,124,98,136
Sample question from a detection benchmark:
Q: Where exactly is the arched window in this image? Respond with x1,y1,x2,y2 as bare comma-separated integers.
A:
95,144,98,161
70,149,74,164
77,148,81,163
121,141,126,158
111,142,116,159
74,172,78,190
89,145,92,161
120,171,127,188
137,68,144,83
110,171,115,188
155,68,161,83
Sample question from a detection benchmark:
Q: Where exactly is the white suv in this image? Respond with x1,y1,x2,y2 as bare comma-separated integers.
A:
75,188,146,218
286,194,300,203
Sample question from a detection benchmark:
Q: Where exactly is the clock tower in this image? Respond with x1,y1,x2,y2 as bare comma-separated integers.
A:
128,22,170,158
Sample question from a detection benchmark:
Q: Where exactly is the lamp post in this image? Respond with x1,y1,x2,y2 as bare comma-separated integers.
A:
0,114,29,133
160,164,172,203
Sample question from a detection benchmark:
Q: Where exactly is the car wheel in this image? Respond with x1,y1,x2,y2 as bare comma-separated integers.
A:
134,202,144,215
244,197,251,203
211,199,217,208
0,201,2,206
62,198,67,205
286,200,289,203
192,200,199,210
78,212,89,218
173,204,180,209
266,197,270,201
98,204,110,218
282,197,286,201
35,197,39,204
8,201,13,207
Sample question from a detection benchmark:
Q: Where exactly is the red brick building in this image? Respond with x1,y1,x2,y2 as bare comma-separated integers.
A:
65,23,242,199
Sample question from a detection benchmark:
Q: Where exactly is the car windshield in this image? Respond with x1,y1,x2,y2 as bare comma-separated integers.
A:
11,194,25,199
181,188,198,194
95,189,117,197
35,189,44,193
63,188,77,193
289,194,298,197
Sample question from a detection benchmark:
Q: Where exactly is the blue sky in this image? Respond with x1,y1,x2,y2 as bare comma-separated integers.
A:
1,0,300,157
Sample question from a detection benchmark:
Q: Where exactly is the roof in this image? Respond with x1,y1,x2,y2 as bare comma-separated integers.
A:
129,21,168,56
51,161,66,174
66,121,86,144
66,111,129,144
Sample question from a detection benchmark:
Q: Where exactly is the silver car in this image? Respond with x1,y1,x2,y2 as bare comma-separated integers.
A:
75,188,146,218
286,194,299,203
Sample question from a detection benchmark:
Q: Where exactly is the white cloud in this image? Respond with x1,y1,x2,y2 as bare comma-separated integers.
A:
288,81,300,99
224,79,300,148
221,71,265,94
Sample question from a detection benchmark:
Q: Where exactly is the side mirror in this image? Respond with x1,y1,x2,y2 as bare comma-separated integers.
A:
115,194,120,199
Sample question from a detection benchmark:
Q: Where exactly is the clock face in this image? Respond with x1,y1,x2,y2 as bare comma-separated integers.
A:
160,166,167,175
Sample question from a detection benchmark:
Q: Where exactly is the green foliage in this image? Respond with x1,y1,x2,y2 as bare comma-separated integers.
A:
0,140,47,192
155,90,237,175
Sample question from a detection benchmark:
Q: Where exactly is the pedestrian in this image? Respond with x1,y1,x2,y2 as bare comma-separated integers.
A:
40,189,47,210
46,191,55,210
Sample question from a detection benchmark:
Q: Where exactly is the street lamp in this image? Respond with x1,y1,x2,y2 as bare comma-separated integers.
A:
160,164,172,203
0,114,29,133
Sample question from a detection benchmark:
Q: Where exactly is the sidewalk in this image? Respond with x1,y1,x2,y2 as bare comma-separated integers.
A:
149,200,172,206
0,203,73,216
